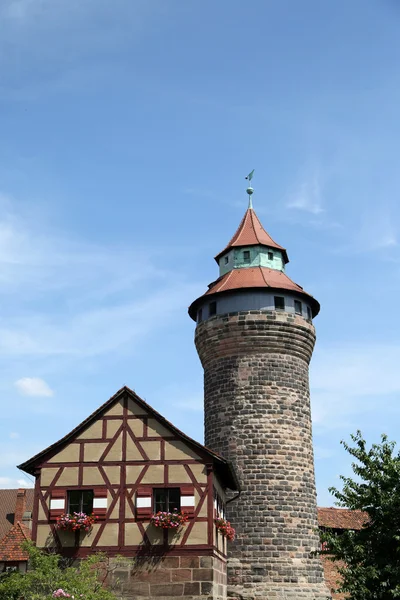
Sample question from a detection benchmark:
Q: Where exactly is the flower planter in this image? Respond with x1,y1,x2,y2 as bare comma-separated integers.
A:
150,511,188,529
215,517,235,541
56,512,97,532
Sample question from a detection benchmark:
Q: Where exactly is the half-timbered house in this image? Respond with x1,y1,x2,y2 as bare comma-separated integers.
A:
18,386,239,599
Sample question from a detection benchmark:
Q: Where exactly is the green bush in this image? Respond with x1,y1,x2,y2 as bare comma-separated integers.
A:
0,541,118,600
321,431,400,599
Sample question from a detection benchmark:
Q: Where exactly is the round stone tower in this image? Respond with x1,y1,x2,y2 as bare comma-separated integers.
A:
189,182,330,600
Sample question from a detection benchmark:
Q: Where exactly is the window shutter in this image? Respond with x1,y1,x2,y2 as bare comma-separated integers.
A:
136,486,152,519
49,489,66,521
93,488,108,520
180,485,195,517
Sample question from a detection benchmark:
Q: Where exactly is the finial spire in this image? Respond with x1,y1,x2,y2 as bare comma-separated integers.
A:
245,169,255,209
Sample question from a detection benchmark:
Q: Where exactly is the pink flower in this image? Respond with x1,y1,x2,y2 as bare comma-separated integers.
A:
52,590,71,598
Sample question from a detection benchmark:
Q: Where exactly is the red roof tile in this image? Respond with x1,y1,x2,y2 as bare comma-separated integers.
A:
215,208,289,263
206,267,303,295
318,507,368,530
189,267,320,319
0,488,34,540
317,508,369,599
0,521,31,562
320,556,347,600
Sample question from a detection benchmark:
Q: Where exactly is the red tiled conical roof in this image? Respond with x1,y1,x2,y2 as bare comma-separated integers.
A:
215,208,289,263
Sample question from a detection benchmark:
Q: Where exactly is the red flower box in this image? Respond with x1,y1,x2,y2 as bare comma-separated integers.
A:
150,511,188,529
215,517,235,541
56,512,97,532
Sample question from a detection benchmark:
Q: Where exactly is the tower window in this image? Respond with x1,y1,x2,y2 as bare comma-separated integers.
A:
243,250,250,263
274,296,285,311
197,308,203,323
268,251,274,260
209,301,217,317
307,307,312,320
294,300,302,315
224,256,229,265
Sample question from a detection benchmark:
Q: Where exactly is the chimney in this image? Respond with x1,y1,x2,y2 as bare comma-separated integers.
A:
14,488,26,524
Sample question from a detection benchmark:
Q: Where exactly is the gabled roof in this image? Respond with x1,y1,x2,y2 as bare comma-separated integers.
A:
0,489,34,540
318,507,368,530
215,208,289,264
18,386,240,492
188,266,320,320
0,521,31,562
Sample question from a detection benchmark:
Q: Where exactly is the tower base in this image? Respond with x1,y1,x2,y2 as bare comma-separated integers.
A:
228,583,331,600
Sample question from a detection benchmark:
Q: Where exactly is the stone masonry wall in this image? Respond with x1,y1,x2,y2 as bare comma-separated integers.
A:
109,554,227,600
195,310,331,600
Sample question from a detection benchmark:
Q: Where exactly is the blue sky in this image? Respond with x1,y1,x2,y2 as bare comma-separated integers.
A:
1,0,400,506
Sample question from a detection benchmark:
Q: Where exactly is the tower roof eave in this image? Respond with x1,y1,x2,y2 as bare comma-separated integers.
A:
188,267,320,320
214,208,289,264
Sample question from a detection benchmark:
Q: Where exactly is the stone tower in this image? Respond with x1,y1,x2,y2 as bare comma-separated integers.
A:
189,183,330,600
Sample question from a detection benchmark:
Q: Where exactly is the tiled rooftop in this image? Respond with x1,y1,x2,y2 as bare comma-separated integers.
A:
0,488,34,540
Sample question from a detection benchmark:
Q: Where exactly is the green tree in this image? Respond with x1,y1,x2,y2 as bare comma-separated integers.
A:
0,541,119,600
321,431,400,599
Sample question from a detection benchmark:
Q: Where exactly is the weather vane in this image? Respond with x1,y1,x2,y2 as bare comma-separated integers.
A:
245,169,255,208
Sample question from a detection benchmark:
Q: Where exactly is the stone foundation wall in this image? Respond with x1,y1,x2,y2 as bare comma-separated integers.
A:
195,310,331,600
110,554,227,599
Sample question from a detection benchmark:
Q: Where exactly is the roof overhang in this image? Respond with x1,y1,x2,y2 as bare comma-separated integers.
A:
188,286,320,321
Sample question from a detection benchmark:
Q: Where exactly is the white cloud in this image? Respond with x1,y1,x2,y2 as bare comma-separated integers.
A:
0,476,33,488
17,478,32,487
15,377,54,397
9,432,19,439
286,171,324,215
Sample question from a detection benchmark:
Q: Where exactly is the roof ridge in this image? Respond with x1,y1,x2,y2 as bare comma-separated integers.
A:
0,520,31,545
18,387,239,491
217,268,234,292
260,266,271,287
249,209,261,245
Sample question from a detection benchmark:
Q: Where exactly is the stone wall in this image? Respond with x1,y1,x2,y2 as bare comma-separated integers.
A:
110,554,227,599
195,310,331,600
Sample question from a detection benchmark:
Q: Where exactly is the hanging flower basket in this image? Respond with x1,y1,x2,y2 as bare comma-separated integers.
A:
150,511,188,529
215,517,235,541
56,512,97,532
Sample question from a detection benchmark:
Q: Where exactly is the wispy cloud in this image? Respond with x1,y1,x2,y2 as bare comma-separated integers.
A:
0,193,199,360
1,0,33,20
15,377,54,397
355,210,398,251
311,342,400,431
314,445,335,460
286,170,324,215
9,432,20,439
